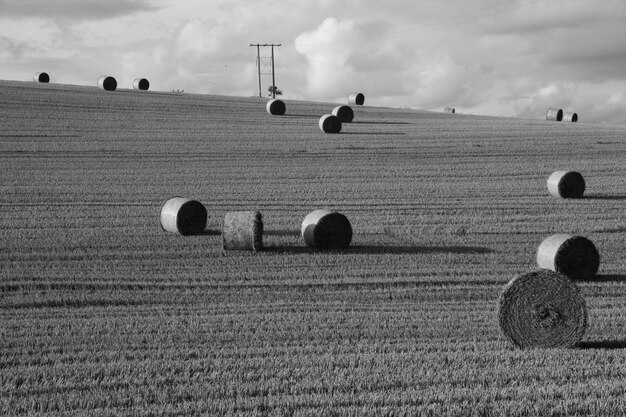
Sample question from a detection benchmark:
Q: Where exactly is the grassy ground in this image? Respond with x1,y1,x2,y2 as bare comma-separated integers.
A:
1,80,626,415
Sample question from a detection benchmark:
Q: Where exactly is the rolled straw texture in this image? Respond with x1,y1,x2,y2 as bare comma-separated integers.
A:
546,108,563,121
301,209,353,250
33,72,50,83
266,99,286,116
160,197,207,236
319,114,342,133
499,269,587,349
223,211,263,251
98,76,117,91
332,105,354,123
547,171,585,199
444,107,455,114
348,93,365,105
563,112,578,123
536,234,600,280
133,78,150,90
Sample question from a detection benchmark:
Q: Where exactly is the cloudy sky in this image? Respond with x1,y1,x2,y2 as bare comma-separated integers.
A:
1,0,626,124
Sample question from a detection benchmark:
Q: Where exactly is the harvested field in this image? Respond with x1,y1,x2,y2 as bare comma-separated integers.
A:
2,80,626,415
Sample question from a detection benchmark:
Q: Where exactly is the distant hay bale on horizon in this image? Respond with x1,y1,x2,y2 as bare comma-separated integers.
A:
563,112,578,122
266,99,286,116
98,75,117,91
546,108,563,121
547,171,585,199
537,234,600,280
301,209,353,250
348,92,365,106
160,197,207,236
499,269,587,349
133,78,150,91
319,114,342,133
444,107,455,114
223,211,263,251
332,105,354,123
33,72,49,83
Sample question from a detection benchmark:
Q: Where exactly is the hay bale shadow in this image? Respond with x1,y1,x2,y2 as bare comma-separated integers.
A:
585,195,626,201
282,114,320,119
199,230,222,236
264,244,493,255
352,121,411,125
264,229,300,237
577,340,626,350
340,132,406,136
584,274,626,282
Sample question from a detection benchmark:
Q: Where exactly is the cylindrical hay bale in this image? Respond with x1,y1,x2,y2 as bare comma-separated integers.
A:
319,114,342,133
444,107,455,114
223,211,263,251
98,75,117,91
33,72,50,83
266,99,286,116
499,269,587,349
547,170,585,199
133,78,150,91
160,197,207,236
563,112,578,122
331,105,354,123
537,234,600,280
301,209,353,250
348,92,365,105
546,108,563,121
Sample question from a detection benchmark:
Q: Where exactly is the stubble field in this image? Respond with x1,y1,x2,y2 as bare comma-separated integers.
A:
1,80,626,416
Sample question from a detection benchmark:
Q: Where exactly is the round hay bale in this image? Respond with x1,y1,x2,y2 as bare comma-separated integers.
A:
33,72,50,83
499,269,587,349
160,197,207,236
266,99,286,116
348,92,365,106
546,108,563,121
133,78,150,91
536,234,600,280
223,211,263,251
98,75,117,91
563,112,578,123
301,209,353,250
547,170,585,199
331,105,354,123
319,114,342,133
444,107,455,114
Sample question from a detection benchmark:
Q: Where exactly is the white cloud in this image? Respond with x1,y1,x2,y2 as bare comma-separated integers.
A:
294,18,361,100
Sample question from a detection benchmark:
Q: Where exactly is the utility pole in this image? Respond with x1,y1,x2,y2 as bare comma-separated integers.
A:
249,43,281,98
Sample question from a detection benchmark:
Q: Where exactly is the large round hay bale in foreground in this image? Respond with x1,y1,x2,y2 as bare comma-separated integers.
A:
98,75,117,91
563,112,578,122
546,108,563,121
332,105,354,123
301,209,352,250
348,92,365,105
266,99,286,116
133,78,150,91
547,170,585,199
536,234,600,280
160,197,207,236
319,114,342,133
499,269,587,349
223,211,263,251
33,72,50,83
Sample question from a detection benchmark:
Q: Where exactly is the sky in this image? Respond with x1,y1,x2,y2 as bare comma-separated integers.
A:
1,0,626,124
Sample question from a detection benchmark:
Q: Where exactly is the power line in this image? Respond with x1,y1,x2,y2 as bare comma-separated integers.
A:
250,43,281,98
